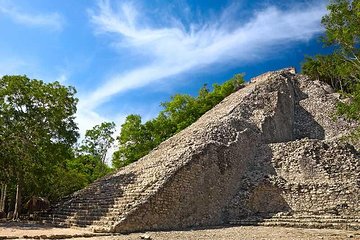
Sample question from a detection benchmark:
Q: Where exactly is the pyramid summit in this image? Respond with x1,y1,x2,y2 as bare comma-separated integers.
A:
43,68,359,233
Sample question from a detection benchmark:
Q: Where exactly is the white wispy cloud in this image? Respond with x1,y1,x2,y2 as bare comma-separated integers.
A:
85,0,326,109
0,0,64,31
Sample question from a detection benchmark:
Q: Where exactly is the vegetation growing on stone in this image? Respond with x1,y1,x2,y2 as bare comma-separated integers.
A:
302,0,360,140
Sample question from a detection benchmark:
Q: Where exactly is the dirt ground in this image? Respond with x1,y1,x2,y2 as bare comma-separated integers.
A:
0,222,359,239
78,226,360,240
0,221,95,239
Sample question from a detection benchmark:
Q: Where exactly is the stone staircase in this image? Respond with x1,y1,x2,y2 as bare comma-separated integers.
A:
43,66,281,233
43,152,188,232
230,214,360,230
41,68,359,233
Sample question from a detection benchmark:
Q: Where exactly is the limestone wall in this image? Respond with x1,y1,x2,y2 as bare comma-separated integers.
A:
114,122,260,232
227,140,359,221
44,68,359,232
271,140,359,215
293,76,357,140
112,70,298,232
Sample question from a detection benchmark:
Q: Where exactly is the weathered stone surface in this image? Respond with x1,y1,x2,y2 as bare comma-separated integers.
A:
43,68,359,233
227,140,359,221
293,76,357,140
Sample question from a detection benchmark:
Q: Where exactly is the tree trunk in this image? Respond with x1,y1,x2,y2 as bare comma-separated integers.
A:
330,77,335,89
339,79,344,92
0,184,3,211
13,183,21,220
0,183,6,212
3,184,6,212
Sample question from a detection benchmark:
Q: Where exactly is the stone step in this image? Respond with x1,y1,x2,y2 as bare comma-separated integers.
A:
235,218,360,224
43,218,117,232
269,216,360,221
43,217,114,227
44,212,123,221
53,196,142,207
47,202,142,215
46,206,130,216
41,157,161,231
238,221,360,230
41,212,128,226
91,226,113,233
230,217,360,230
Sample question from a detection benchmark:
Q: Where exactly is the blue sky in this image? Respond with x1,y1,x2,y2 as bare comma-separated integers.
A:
0,0,330,136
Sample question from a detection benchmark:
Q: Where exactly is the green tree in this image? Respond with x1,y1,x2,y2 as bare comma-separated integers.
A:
302,0,360,145
46,164,88,202
79,122,116,164
112,115,153,168
161,94,198,132
0,75,78,218
321,0,360,80
65,155,109,184
58,122,116,191
302,0,360,94
322,0,360,52
145,112,177,145
302,53,355,91
338,83,360,120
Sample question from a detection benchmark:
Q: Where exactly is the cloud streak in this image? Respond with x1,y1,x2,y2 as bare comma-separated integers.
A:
0,0,64,31
85,0,326,110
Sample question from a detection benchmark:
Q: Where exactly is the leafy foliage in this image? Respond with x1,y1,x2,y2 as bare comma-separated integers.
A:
112,74,245,168
302,0,360,143
321,0,360,52
60,122,116,195
78,122,116,164
0,75,116,211
302,53,357,92
337,83,360,120
0,75,79,215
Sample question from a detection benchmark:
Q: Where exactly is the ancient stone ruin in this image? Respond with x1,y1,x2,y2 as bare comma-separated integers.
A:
43,68,359,233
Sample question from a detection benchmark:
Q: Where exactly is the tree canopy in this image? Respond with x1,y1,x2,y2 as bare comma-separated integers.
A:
0,76,117,215
302,0,360,144
70,122,115,183
78,122,116,164
303,0,360,90
322,0,360,53
0,75,79,218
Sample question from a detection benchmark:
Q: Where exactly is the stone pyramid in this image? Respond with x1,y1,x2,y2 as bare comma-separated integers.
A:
43,68,359,233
